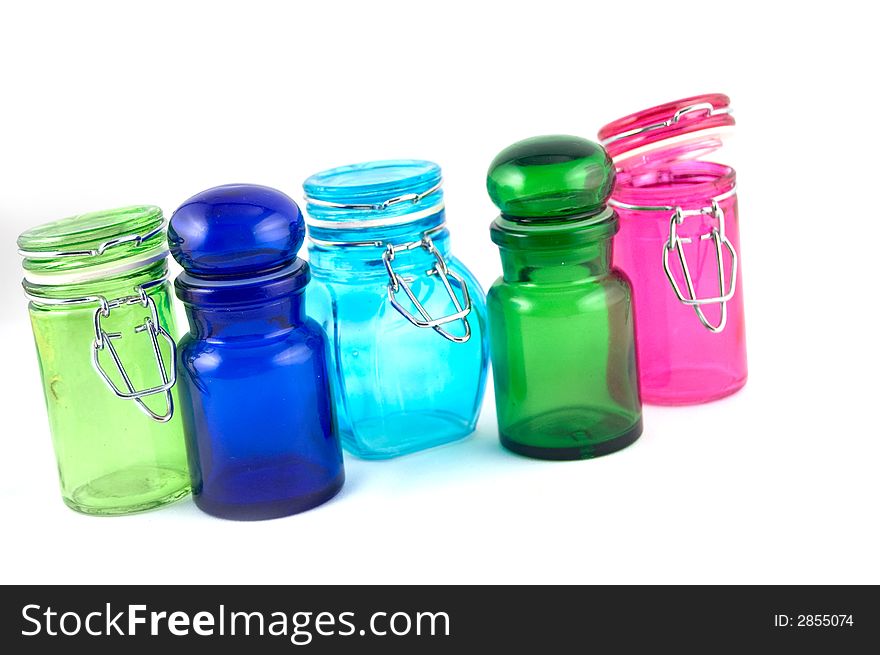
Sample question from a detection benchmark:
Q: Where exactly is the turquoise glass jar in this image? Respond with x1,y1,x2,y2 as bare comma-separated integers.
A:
303,160,489,459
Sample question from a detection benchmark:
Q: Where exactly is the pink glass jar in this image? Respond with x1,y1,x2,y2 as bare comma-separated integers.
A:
598,93,747,405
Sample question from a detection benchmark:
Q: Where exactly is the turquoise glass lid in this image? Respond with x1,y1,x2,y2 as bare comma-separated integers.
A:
304,160,440,207
303,159,444,228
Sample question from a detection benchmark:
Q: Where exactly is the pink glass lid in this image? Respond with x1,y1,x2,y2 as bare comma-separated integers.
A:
598,93,735,171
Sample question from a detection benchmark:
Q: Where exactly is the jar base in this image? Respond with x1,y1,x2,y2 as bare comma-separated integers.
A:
193,457,344,521
499,408,642,461
641,369,747,406
342,410,475,460
63,465,191,516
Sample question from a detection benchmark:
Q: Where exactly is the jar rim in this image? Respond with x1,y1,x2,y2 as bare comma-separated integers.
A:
22,258,169,305
611,160,736,210
491,207,619,250
174,258,310,308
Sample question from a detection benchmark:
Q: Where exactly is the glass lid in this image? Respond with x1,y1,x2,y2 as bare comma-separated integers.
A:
598,93,735,171
303,159,445,229
18,205,167,279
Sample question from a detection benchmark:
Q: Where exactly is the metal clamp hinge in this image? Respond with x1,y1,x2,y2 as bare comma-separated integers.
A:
662,200,738,333
382,235,472,343
92,286,176,422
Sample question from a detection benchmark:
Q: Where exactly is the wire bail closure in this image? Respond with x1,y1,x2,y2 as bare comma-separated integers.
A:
662,199,738,333
609,186,738,333
382,235,472,343
308,226,472,343
307,176,473,343
91,284,176,422
22,215,177,421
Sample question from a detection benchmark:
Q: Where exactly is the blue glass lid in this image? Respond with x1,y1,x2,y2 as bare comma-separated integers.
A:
303,160,445,230
169,183,305,277
169,184,309,306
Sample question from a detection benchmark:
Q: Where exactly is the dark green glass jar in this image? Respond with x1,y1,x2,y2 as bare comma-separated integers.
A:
487,135,642,460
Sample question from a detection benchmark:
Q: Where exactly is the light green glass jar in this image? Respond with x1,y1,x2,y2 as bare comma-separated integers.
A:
18,206,190,515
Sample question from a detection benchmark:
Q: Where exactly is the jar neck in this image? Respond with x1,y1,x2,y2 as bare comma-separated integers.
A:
499,240,613,284
612,160,735,210
183,292,306,341
309,225,453,281
23,259,168,303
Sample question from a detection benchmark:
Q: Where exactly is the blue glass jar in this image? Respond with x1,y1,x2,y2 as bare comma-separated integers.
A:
169,184,344,520
303,160,489,459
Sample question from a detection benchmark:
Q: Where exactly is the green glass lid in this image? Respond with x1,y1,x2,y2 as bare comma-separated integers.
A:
487,135,615,220
18,205,167,278
488,135,619,249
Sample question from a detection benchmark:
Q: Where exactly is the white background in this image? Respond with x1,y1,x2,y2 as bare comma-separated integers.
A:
1,1,877,584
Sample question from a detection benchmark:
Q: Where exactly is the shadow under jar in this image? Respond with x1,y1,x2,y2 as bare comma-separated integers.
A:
599,93,747,405
303,160,489,459
18,206,190,515
486,136,642,460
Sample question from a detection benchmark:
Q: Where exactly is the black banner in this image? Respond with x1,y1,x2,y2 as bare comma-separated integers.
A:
2,585,876,652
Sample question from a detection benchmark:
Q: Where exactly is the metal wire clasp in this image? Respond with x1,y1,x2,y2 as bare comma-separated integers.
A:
662,200,738,333
92,285,176,422
18,220,166,259
381,235,472,343
601,101,731,146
